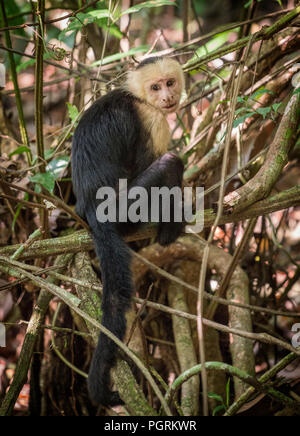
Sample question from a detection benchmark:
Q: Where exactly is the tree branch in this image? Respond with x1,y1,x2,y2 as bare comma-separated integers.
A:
223,91,300,212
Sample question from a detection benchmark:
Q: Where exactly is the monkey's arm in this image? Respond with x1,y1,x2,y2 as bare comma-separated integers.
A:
72,91,143,215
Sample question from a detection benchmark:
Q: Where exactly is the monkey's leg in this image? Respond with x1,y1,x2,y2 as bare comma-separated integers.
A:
132,152,183,189
124,152,184,245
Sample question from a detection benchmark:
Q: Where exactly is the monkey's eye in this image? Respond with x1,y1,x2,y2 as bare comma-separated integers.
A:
167,80,175,87
151,84,160,91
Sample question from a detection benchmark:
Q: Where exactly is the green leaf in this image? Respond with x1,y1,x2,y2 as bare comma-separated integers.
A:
92,45,150,66
256,106,272,119
58,12,98,41
237,96,247,104
17,58,36,73
9,146,31,158
244,0,263,7
272,103,282,113
45,149,55,160
46,157,70,179
207,392,224,402
16,52,53,73
212,404,226,416
87,9,112,19
219,99,230,104
121,1,176,16
4,0,27,38
105,23,123,39
233,112,256,128
58,18,87,41
1,0,27,65
30,172,56,193
235,106,253,116
58,9,121,41
67,103,79,124
226,378,231,408
186,28,238,66
293,87,300,95
32,156,68,193
250,88,274,100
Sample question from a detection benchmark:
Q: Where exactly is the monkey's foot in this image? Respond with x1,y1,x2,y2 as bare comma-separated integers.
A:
156,222,183,246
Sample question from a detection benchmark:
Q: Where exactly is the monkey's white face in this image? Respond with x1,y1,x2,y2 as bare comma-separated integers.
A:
145,77,182,114
125,58,185,115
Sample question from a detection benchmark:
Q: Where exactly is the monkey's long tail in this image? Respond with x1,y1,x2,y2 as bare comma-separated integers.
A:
85,208,133,406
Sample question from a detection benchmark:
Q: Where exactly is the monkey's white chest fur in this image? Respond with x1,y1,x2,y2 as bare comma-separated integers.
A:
136,102,171,156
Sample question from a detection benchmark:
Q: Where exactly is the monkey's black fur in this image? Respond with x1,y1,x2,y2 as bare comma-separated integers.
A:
136,56,161,69
72,88,184,406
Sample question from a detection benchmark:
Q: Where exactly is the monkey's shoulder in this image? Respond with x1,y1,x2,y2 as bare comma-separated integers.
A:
79,89,138,125
73,89,142,154
95,88,136,109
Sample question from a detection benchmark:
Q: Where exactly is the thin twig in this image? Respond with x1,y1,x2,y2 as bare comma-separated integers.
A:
0,0,32,166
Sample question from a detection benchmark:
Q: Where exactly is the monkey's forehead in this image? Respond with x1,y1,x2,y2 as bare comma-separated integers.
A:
138,57,181,72
133,58,184,82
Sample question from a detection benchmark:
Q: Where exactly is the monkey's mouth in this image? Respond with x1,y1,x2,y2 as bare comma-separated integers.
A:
162,102,177,110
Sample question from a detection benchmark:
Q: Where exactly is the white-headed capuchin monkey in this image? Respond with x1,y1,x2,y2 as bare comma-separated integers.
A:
72,57,185,406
